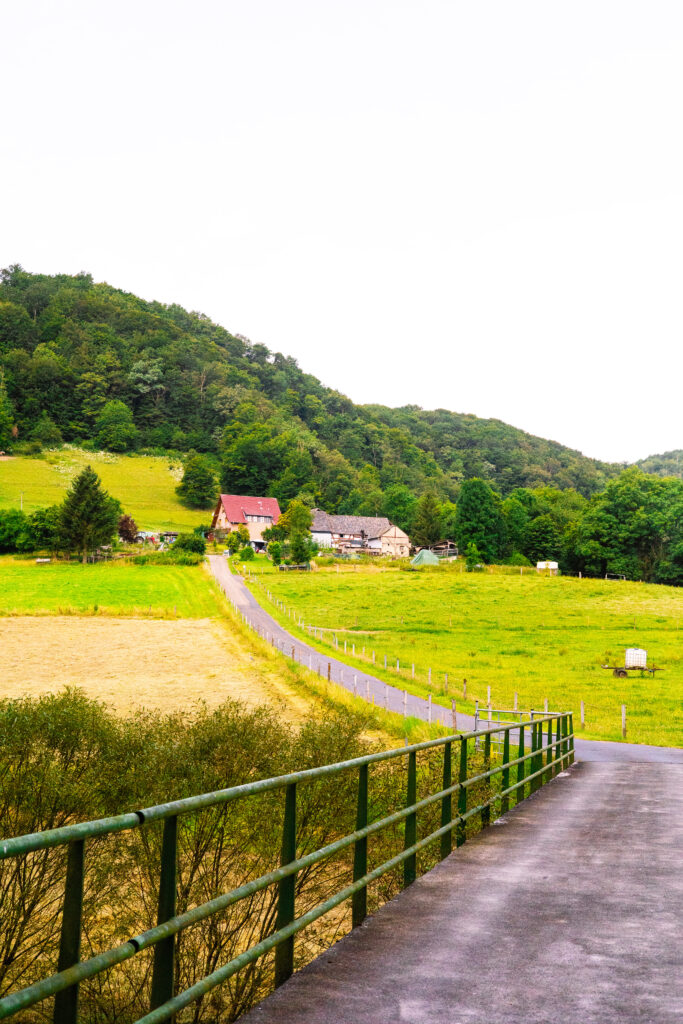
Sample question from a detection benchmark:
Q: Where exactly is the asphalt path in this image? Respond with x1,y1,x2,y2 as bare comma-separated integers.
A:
208,557,683,764
241,759,683,1024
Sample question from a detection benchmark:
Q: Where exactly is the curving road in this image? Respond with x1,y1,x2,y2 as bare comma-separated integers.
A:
208,557,683,764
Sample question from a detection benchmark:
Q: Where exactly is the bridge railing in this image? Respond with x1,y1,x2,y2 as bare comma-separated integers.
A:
0,713,575,1024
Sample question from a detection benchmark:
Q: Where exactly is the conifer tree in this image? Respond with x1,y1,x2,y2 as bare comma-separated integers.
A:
411,492,442,548
60,466,121,563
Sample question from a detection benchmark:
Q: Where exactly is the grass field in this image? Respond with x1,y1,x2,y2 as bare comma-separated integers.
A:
0,558,220,616
243,559,683,747
0,448,209,531
0,557,418,740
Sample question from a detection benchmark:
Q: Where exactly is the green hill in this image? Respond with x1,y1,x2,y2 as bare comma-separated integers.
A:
0,265,618,511
636,450,683,478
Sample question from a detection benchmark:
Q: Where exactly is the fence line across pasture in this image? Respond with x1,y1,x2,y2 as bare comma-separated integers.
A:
241,568,631,737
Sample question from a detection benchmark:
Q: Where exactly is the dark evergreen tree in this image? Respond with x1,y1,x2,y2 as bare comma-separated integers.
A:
59,466,121,563
411,492,442,548
454,479,506,564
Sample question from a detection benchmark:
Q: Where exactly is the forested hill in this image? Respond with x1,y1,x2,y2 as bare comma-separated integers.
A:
635,450,683,478
0,265,621,511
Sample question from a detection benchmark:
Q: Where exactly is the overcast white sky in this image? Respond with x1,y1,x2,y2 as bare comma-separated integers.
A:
2,1,682,463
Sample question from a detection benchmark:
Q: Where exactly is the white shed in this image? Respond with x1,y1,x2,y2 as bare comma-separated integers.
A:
536,561,559,575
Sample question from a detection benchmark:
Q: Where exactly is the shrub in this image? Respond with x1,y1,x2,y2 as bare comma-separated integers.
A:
505,552,532,566
268,540,283,565
173,532,206,555
465,541,483,571
239,545,255,561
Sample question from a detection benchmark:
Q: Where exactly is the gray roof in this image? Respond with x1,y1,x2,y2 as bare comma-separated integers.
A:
311,509,392,540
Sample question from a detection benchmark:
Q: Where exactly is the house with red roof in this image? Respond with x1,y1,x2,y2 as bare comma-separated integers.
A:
210,494,281,551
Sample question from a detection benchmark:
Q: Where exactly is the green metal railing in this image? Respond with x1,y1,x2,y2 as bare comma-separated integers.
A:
0,714,575,1023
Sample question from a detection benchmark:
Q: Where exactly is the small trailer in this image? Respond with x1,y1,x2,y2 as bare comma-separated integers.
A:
602,648,661,678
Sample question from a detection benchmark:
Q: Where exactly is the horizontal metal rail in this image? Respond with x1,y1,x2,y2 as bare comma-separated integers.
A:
0,713,575,1023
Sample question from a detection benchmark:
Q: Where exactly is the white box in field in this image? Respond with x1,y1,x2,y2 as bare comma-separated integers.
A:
625,648,647,669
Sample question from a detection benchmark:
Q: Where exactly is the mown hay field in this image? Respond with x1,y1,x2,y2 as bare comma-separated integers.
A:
0,559,314,719
0,448,209,531
245,560,683,747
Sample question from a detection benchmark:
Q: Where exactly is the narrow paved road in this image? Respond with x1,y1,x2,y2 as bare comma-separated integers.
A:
241,760,683,1024
208,557,683,764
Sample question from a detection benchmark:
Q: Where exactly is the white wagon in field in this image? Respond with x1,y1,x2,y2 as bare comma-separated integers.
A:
602,648,661,678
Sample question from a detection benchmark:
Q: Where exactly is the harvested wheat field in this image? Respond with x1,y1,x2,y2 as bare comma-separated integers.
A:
0,616,311,718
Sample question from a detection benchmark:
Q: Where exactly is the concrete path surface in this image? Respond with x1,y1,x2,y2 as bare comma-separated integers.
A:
242,761,683,1024
208,558,683,765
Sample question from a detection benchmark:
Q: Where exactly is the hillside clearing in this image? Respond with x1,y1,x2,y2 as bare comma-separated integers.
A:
0,448,209,531
245,561,683,747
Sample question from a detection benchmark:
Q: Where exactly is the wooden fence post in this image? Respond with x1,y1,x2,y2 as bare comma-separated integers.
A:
580,700,585,728
451,698,457,732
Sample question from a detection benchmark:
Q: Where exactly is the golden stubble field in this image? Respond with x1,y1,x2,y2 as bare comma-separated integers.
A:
0,616,311,718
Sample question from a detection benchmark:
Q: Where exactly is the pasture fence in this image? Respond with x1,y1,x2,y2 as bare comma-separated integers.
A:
0,714,574,1023
241,571,631,737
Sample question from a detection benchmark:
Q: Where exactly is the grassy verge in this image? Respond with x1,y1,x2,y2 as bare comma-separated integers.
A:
240,557,683,747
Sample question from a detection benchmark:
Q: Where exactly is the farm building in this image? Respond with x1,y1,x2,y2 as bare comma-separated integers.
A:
310,510,410,557
211,494,281,551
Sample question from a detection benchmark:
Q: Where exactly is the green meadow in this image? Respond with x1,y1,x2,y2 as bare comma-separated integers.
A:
0,449,209,532
0,559,220,618
244,561,683,747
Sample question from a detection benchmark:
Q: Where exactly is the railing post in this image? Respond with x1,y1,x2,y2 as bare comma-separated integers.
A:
481,732,491,827
554,715,562,775
546,717,553,783
501,728,510,813
404,750,417,886
561,715,569,770
440,740,452,860
53,839,85,1024
150,815,178,1013
456,736,467,847
529,723,538,794
275,783,297,987
352,764,368,927
515,724,525,805
569,713,575,764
